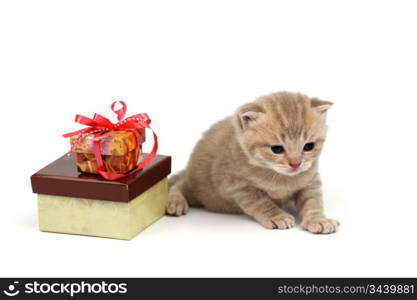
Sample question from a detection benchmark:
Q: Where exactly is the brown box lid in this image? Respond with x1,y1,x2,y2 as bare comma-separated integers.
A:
31,153,171,202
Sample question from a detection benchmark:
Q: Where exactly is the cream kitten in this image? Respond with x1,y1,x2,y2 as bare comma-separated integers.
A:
167,91,339,234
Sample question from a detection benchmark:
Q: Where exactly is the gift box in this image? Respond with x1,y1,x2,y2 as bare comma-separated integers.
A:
70,129,145,174
63,100,158,181
31,153,171,240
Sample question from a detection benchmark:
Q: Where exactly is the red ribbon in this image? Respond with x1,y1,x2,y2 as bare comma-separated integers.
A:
63,101,158,180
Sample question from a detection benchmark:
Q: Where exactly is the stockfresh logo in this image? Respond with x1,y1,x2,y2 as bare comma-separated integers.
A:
2,280,128,297
3,281,20,297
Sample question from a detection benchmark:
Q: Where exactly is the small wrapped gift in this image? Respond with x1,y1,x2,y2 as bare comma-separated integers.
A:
71,129,145,174
31,153,171,240
64,101,158,180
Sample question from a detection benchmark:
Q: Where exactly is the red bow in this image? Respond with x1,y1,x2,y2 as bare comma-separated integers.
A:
63,101,158,180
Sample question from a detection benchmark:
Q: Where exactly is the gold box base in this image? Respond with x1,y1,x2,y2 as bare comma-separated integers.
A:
38,178,168,240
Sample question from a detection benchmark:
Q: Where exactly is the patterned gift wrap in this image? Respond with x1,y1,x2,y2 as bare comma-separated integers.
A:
70,129,145,174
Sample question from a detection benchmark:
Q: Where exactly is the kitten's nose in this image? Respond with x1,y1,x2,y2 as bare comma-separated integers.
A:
289,161,301,169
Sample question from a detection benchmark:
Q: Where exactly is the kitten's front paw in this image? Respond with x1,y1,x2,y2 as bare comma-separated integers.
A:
166,192,189,216
302,217,339,234
256,213,295,230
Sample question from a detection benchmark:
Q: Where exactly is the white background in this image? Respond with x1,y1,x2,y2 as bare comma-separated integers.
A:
0,0,416,277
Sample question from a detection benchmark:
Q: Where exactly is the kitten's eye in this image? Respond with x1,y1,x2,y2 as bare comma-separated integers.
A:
271,145,285,154
303,142,315,151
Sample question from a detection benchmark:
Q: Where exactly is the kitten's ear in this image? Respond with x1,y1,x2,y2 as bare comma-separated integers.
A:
240,111,261,127
235,104,264,130
310,98,333,114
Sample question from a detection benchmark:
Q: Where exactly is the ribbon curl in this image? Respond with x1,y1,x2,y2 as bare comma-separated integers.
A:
63,101,158,180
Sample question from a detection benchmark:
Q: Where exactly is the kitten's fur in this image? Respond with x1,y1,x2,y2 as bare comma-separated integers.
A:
167,91,339,234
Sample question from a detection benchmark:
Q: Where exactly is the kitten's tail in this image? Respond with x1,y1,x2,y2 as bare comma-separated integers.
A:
167,170,190,216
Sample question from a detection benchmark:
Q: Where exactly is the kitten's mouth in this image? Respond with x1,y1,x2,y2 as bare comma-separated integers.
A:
276,165,308,176
283,167,304,176
265,161,310,176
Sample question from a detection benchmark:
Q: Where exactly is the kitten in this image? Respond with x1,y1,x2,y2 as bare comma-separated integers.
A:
167,91,339,234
